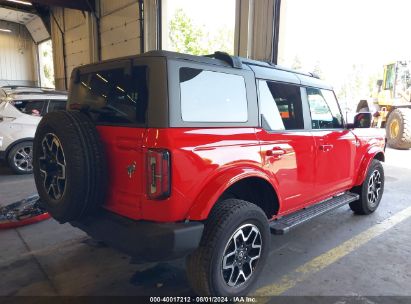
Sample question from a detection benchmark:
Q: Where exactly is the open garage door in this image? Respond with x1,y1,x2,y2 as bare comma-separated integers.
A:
99,0,141,60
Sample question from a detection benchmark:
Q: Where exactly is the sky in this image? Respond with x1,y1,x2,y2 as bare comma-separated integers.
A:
163,0,236,31
278,0,411,83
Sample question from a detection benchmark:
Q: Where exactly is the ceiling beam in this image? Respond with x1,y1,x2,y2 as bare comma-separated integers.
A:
31,0,94,11
0,1,37,14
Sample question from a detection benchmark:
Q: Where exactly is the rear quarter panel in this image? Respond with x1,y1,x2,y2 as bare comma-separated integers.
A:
141,128,265,222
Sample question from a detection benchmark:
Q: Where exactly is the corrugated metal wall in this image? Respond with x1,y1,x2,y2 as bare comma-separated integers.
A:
0,20,38,86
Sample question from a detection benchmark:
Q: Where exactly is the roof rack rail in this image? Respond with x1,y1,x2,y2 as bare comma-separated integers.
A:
204,51,243,69
261,61,314,77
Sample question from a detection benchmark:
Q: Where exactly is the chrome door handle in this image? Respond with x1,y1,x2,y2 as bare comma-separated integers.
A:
266,147,286,157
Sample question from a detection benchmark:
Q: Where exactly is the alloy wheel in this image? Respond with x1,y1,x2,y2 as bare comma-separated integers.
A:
39,133,67,200
221,223,262,288
367,170,382,208
13,145,33,172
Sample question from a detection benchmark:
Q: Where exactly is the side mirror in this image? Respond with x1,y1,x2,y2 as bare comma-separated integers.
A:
348,112,372,129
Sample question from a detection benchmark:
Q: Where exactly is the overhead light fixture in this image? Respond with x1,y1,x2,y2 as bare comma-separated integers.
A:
6,0,32,5
0,29,12,33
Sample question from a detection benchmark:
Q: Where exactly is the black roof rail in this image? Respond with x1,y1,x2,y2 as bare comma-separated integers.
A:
1,85,41,89
204,52,243,69
11,91,67,96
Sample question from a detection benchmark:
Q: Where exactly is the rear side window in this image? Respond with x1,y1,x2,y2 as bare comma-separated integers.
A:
47,100,67,113
12,100,46,116
179,68,248,122
306,88,343,129
70,66,148,125
258,80,304,130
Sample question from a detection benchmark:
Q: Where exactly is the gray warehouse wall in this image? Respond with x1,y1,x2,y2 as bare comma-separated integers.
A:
50,0,144,90
0,20,38,87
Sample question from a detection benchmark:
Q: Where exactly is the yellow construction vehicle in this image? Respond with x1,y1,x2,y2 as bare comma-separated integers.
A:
356,61,411,149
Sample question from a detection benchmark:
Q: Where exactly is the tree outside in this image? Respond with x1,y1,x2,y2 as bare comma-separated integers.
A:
38,40,55,88
168,8,234,55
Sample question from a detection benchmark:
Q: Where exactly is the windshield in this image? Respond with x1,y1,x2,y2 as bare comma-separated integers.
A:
69,66,148,126
395,61,411,100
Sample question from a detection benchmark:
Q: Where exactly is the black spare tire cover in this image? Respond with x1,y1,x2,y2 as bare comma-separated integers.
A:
33,111,107,223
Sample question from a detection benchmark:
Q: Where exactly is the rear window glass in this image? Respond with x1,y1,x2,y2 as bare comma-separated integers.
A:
179,68,248,122
70,66,148,125
12,100,46,116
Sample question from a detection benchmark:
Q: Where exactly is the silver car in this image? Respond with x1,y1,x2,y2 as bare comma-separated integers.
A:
0,86,67,174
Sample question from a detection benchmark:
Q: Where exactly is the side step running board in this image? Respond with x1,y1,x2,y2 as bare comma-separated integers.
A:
270,192,360,235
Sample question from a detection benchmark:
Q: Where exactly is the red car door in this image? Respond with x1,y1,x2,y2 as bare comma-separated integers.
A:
306,88,357,200
256,80,317,214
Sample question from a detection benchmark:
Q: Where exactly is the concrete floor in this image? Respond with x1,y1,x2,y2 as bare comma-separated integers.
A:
1,147,411,297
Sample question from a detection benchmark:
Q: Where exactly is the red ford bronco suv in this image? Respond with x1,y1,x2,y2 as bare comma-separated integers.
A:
33,51,386,296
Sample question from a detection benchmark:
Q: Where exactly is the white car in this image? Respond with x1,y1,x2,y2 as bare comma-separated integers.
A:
0,86,67,174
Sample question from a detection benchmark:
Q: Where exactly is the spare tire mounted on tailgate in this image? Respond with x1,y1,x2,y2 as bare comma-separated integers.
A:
33,111,107,223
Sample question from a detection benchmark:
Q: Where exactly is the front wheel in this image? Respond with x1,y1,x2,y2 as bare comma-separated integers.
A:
350,159,384,215
186,199,270,296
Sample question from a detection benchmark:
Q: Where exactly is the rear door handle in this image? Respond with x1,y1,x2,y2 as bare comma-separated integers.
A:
266,147,286,157
319,144,334,152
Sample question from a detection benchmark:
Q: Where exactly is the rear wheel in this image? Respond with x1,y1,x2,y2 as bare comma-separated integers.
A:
186,199,270,296
386,108,411,149
33,111,107,223
350,159,384,215
7,141,33,174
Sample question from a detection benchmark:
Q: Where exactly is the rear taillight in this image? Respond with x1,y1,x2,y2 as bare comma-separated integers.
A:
146,149,171,200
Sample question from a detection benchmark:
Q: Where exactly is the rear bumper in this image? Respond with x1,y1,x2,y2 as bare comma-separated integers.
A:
71,211,204,262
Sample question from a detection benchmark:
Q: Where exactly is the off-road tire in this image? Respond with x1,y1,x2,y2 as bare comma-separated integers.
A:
33,111,107,223
386,108,411,150
7,141,33,175
186,199,270,296
350,159,384,215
